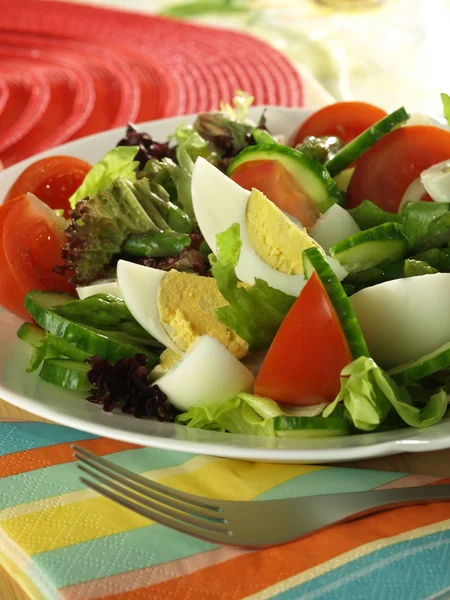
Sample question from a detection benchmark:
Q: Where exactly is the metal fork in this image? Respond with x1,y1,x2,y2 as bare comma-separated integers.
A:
74,445,450,548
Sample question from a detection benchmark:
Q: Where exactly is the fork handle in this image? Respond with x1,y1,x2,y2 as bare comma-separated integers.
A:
315,483,450,526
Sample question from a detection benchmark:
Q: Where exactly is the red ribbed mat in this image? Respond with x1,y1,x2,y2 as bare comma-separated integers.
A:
0,0,304,167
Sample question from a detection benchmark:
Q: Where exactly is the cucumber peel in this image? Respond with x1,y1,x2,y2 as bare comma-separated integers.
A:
39,359,91,392
227,143,342,214
388,342,450,385
302,247,369,359
24,291,160,367
325,107,409,177
274,415,351,437
330,223,408,274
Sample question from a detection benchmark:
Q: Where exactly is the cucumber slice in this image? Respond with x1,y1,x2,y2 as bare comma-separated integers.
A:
388,342,450,385
24,291,159,367
17,322,45,346
17,322,90,361
227,143,342,214
302,247,369,359
330,223,408,274
274,415,351,437
39,359,91,392
325,107,409,177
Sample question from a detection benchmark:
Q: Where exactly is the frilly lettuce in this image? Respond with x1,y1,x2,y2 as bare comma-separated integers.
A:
323,356,448,430
69,146,139,208
211,223,295,350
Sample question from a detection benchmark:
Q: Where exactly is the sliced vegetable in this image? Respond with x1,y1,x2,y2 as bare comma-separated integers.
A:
293,101,387,146
388,342,450,385
308,204,360,253
350,274,450,368
330,223,408,274
0,194,74,321
24,290,160,365
68,146,139,208
4,156,91,215
325,107,409,177
347,126,450,212
302,247,369,359
324,356,448,430
39,359,91,392
420,160,450,203
274,415,351,437
254,271,355,405
227,143,342,227
211,224,296,351
156,336,254,412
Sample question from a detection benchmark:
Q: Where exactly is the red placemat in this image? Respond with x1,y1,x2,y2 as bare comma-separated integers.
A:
0,0,304,167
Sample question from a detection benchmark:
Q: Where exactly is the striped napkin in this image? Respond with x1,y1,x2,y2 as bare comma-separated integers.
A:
1,419,450,600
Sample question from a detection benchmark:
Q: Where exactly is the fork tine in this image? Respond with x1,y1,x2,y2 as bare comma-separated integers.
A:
79,472,232,543
75,453,225,523
78,463,230,534
73,445,220,512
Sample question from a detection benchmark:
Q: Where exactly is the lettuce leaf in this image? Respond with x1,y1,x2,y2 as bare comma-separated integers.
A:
69,147,139,208
323,356,448,430
403,259,437,277
400,201,450,252
348,199,400,230
211,223,295,350
176,393,328,436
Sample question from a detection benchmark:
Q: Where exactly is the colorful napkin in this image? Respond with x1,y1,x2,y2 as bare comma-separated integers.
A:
1,418,450,600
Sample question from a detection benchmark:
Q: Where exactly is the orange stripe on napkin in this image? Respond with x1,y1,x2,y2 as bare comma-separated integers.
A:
0,438,140,478
108,495,450,600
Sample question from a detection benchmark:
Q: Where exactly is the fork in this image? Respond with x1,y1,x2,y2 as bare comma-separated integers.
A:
74,445,450,548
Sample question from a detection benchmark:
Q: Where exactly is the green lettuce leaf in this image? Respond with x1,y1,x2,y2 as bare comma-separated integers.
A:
441,92,450,126
211,223,295,350
323,356,448,430
69,147,139,208
400,201,450,252
176,393,328,436
348,200,399,230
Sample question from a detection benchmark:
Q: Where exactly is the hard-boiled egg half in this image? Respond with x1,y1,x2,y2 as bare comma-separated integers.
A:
192,158,346,296
156,335,254,411
117,260,249,358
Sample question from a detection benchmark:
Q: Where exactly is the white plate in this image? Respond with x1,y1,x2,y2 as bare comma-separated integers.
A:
1,106,449,464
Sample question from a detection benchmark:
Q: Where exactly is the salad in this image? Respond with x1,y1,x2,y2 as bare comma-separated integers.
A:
2,91,450,439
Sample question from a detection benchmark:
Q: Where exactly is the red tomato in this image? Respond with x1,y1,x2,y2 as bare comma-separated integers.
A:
0,193,75,321
293,101,387,146
4,156,91,215
254,272,352,405
347,126,450,212
230,160,320,227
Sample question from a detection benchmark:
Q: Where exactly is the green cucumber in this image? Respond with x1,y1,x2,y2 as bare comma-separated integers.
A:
274,415,351,437
388,342,450,385
302,247,369,359
39,359,91,392
24,291,159,367
17,322,45,346
18,322,90,361
330,223,408,274
227,143,342,214
325,107,409,177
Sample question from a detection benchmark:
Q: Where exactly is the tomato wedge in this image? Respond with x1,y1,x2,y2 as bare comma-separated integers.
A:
293,101,387,147
230,159,320,227
347,126,450,212
4,156,91,215
254,272,352,405
0,193,74,321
